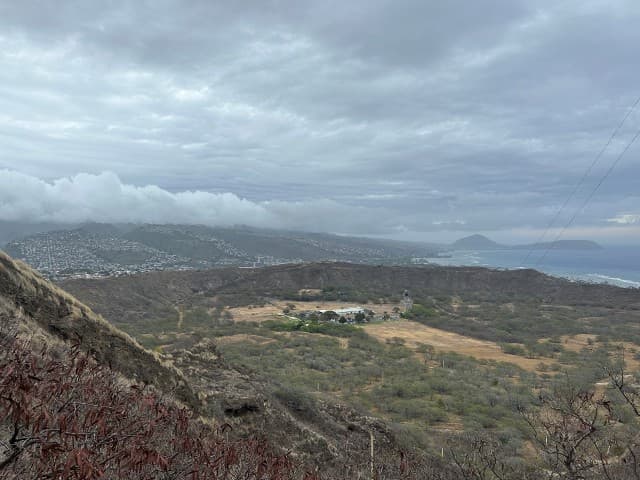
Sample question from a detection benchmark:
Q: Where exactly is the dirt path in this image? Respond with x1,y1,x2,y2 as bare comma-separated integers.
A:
365,320,552,372
175,306,184,329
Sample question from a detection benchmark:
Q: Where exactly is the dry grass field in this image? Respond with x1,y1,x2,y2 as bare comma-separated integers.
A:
216,298,640,375
560,333,598,352
364,320,553,371
560,333,640,370
228,301,562,371
215,333,277,347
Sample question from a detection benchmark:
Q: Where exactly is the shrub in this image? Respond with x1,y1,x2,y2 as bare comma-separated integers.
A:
402,304,436,320
500,343,527,356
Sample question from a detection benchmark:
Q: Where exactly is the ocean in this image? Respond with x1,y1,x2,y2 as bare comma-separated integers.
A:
426,246,640,288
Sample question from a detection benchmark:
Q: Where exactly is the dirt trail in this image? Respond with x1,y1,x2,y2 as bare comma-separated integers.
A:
175,306,184,329
365,320,552,372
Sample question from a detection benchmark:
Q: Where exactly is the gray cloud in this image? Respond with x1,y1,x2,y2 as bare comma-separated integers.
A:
1,0,640,243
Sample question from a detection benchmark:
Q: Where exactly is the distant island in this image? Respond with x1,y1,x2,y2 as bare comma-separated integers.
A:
451,234,602,251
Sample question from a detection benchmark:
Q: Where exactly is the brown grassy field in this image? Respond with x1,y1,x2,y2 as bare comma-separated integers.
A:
364,320,553,372
215,333,277,347
228,300,561,371
190,298,640,376
560,333,640,370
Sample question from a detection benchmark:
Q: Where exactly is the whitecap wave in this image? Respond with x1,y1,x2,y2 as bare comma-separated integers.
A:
582,273,640,287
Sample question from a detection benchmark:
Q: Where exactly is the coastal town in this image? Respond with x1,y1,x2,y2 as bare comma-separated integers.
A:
3,229,193,280
2,225,437,280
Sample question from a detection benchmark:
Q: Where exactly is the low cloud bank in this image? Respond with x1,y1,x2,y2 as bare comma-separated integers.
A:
0,170,390,234
3,170,636,243
0,170,272,226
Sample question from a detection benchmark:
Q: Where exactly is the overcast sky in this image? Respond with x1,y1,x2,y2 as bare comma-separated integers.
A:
1,0,639,244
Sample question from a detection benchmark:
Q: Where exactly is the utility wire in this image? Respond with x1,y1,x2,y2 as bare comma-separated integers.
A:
523,95,640,265
536,123,640,267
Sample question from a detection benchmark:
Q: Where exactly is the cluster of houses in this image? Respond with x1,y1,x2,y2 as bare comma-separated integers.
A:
296,306,374,324
289,291,413,325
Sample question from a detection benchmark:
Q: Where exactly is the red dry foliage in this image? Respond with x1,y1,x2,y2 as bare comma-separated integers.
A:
0,335,310,480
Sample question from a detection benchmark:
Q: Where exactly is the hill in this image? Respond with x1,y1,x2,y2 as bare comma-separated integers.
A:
451,234,504,250
58,261,640,478
0,306,297,478
450,234,602,250
0,220,71,245
0,251,196,405
60,262,640,346
0,251,423,477
5,253,640,477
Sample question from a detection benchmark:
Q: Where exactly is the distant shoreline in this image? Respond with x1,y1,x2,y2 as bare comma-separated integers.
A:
426,246,640,289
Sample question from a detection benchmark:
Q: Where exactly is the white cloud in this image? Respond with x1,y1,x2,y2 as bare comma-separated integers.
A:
0,170,273,226
432,219,467,226
607,213,640,224
172,87,209,102
0,170,393,234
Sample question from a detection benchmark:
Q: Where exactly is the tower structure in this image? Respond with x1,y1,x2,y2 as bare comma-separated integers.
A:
401,289,413,313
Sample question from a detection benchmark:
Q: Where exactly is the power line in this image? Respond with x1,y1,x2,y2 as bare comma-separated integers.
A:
536,123,640,267
523,95,640,265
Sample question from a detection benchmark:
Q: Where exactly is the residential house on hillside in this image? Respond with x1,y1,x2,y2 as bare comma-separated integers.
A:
297,306,374,324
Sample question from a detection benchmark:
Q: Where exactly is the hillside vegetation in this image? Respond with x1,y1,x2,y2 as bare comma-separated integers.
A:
62,262,640,346
57,261,640,478
4,253,640,478
1,252,440,478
